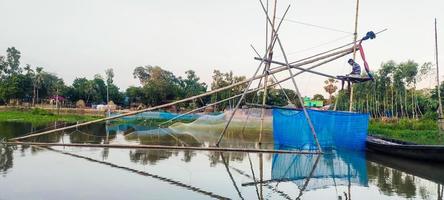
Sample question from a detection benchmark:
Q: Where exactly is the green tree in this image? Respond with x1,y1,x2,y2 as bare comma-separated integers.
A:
126,86,144,106
5,47,21,75
133,66,151,85
133,66,182,106
210,70,246,111
180,70,207,108
324,78,338,104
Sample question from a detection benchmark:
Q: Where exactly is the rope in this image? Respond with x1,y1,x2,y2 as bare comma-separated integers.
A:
284,34,353,56
278,17,354,34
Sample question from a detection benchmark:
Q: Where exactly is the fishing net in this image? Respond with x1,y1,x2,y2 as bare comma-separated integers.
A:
272,109,369,151
107,109,273,147
112,111,200,121
271,150,368,191
169,108,272,146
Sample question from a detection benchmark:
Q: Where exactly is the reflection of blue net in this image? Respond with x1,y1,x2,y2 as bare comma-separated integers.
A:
272,109,369,151
271,150,368,191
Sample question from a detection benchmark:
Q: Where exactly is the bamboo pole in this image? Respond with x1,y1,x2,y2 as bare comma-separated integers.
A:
276,36,323,153
257,0,322,153
259,0,278,145
215,5,290,146
255,46,356,79
4,141,320,154
349,0,360,112
436,18,443,118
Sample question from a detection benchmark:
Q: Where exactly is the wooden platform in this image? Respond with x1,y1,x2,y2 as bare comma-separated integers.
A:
337,75,373,83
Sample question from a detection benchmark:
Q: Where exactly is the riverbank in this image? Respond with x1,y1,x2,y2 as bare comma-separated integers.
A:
0,108,101,125
369,119,444,145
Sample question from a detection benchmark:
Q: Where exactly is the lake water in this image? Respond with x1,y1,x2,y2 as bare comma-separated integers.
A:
1,120,444,200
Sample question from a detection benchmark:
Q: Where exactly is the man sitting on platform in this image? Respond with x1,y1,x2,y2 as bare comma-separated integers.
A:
347,58,361,77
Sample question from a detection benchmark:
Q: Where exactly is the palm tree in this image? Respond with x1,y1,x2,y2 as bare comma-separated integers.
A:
324,78,338,105
34,67,44,106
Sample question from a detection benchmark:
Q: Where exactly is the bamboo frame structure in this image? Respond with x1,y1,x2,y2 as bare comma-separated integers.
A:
9,38,347,142
5,1,387,156
215,4,290,146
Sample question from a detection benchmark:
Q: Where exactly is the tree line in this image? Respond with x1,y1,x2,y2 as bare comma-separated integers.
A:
2,46,441,118
333,60,441,119
0,47,294,110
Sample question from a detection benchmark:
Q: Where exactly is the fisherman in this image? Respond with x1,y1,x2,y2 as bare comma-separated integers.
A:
347,58,361,77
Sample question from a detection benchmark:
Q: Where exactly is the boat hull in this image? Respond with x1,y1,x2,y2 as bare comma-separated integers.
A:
366,135,444,163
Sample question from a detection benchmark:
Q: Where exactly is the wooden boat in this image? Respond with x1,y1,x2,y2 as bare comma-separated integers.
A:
366,135,444,163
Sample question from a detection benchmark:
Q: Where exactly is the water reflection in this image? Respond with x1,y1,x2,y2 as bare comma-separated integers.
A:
129,149,177,165
271,150,368,191
0,145,13,174
367,152,444,199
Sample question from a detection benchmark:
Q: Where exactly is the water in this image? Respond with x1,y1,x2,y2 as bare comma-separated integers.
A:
1,121,444,200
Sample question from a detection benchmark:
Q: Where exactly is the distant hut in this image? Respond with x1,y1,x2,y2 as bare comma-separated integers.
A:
76,99,86,108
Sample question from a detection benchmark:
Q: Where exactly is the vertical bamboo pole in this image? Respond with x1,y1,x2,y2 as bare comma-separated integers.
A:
257,0,322,152
259,0,277,145
436,18,443,118
349,0,360,112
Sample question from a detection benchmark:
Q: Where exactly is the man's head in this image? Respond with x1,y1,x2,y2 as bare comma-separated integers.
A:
348,59,354,65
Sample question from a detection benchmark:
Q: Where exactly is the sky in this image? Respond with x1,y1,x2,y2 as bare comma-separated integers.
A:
0,0,444,97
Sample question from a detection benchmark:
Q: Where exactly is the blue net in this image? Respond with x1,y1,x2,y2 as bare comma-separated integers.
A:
272,109,369,151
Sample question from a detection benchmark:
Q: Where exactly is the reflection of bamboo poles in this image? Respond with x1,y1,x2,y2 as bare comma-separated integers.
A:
35,146,230,200
438,184,443,200
4,141,317,154
296,155,321,200
220,153,245,200
230,163,293,200
259,153,264,199
240,155,321,200
247,153,261,199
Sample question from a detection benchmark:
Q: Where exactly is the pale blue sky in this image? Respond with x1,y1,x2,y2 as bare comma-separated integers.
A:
0,0,443,96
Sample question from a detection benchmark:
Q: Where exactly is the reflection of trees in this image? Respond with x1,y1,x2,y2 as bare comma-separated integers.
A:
182,150,195,162
129,150,174,165
367,162,417,198
134,134,200,146
69,123,116,144
0,146,14,173
0,121,49,139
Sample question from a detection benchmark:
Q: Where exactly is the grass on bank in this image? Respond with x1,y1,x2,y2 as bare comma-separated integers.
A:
0,108,101,125
369,118,444,145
